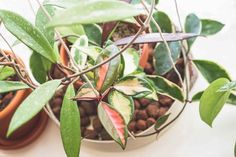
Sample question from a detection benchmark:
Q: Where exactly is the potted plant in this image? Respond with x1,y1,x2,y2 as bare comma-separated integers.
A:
0,0,225,156
0,50,48,149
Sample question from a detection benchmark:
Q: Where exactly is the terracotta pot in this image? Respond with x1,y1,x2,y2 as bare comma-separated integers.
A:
0,50,48,150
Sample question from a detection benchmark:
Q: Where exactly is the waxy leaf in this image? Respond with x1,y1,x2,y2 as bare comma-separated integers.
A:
108,90,134,124
98,101,128,149
71,36,88,68
73,83,97,101
84,24,102,45
0,81,29,93
73,46,101,61
95,45,121,92
114,76,152,96
201,19,224,36
47,0,143,27
7,80,61,137
0,10,57,63
114,33,198,46
148,76,184,102
192,91,236,106
30,2,56,83
193,60,231,83
60,84,81,157
151,11,172,33
227,94,236,106
155,113,170,129
192,91,204,102
185,13,201,50
153,41,181,75
57,24,85,43
200,78,230,127
217,81,236,92
0,66,15,81
30,53,48,84
122,48,139,76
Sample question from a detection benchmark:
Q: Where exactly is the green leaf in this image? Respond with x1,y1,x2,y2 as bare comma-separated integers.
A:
72,46,101,61
35,2,56,45
47,0,143,27
192,91,236,106
153,41,181,75
150,11,172,33
97,101,128,149
83,24,102,45
122,48,139,76
71,35,88,68
60,84,81,157
185,13,201,50
108,90,134,124
227,94,236,106
193,60,231,83
155,113,170,129
95,45,121,92
30,53,48,84
0,10,57,63
191,91,204,102
148,76,184,102
0,81,29,93
201,19,224,36
114,76,152,96
57,24,86,43
0,66,15,81
199,78,230,127
7,80,61,137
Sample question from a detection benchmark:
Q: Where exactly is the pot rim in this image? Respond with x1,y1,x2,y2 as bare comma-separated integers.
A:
0,111,48,150
0,50,29,120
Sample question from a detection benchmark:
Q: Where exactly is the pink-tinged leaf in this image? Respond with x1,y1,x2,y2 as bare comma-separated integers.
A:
96,57,110,91
114,33,198,46
73,83,98,101
95,45,121,92
98,101,128,149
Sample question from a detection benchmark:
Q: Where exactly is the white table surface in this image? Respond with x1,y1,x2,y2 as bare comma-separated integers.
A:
0,0,236,156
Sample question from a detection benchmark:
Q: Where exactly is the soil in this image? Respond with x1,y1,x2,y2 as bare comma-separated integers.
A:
0,75,18,112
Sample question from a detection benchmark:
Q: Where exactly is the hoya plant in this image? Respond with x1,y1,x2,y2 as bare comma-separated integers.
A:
0,0,227,156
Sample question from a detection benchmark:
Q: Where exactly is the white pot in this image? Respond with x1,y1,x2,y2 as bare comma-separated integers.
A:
81,100,183,151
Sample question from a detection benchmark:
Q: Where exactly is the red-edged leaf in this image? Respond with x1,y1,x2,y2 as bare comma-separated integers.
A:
95,45,121,92
108,90,134,124
114,33,198,46
98,101,128,149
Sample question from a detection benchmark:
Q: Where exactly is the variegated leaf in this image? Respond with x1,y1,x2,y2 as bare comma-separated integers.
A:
148,75,184,102
74,83,98,101
108,90,134,124
95,45,121,92
114,76,152,96
71,35,88,68
98,101,128,149
122,48,139,76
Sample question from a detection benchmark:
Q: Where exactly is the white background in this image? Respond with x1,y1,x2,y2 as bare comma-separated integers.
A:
0,0,236,156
